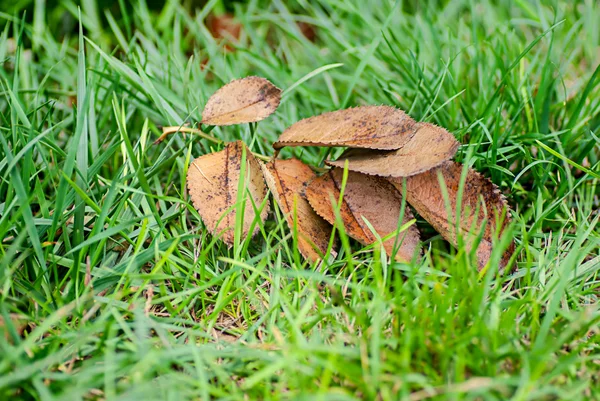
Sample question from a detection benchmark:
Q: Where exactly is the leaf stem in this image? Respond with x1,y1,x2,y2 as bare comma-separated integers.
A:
157,125,274,163
155,126,222,145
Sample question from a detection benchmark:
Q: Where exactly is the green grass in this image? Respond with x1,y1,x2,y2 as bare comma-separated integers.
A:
1,0,599,399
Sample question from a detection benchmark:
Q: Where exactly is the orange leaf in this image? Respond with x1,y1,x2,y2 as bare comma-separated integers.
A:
306,168,420,262
262,159,336,262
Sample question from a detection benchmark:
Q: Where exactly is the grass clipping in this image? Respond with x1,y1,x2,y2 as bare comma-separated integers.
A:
170,76,514,269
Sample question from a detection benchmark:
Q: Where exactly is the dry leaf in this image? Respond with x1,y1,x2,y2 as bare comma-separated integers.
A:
201,14,242,70
187,141,269,246
326,122,459,177
390,161,513,269
1,314,28,343
208,14,242,50
202,76,281,126
305,168,420,262
273,106,416,150
297,22,317,42
261,159,335,262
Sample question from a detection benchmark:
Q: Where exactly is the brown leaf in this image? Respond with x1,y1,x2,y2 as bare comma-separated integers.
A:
1,314,28,343
261,159,335,262
305,168,420,262
390,161,514,269
187,141,269,246
273,106,416,150
326,122,459,177
207,14,242,50
201,76,281,126
297,22,317,42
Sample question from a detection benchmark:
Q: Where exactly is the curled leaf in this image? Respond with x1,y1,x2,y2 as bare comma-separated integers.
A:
326,123,459,177
390,161,514,269
305,168,420,262
187,141,269,246
273,106,416,150
262,159,336,262
202,76,281,126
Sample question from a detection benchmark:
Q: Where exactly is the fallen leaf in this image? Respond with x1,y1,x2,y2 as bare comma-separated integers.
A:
207,13,242,51
0,314,28,343
305,168,420,262
261,158,335,262
326,122,459,177
187,141,269,246
273,106,416,150
297,22,317,42
390,161,513,269
202,76,282,126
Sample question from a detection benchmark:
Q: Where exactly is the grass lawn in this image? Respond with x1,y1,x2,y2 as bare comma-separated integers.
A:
1,0,599,399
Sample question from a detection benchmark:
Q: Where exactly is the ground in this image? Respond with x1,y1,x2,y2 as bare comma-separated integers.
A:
0,0,599,400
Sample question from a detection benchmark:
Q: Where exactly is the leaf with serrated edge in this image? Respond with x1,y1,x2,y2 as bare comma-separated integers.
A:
305,168,420,262
390,161,514,269
187,141,269,246
262,159,336,262
274,106,416,150
327,122,459,177
202,76,281,126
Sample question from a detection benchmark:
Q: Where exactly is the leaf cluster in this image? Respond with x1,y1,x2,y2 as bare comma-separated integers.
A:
178,76,514,269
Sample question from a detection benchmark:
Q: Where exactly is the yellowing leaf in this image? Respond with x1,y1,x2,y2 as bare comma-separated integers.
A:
327,123,459,177
201,76,281,126
261,159,335,262
273,106,416,150
187,141,269,246
305,168,420,262
390,161,514,269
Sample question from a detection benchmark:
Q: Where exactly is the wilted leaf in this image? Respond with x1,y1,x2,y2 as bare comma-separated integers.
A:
273,106,416,150
202,76,281,126
187,141,269,246
327,123,459,177
261,159,335,262
390,161,513,269
305,168,420,262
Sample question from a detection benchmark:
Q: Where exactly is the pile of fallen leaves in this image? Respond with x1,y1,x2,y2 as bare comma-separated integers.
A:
171,77,514,269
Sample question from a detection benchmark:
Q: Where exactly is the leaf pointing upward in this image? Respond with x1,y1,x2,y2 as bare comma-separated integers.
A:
261,158,336,262
187,141,269,246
